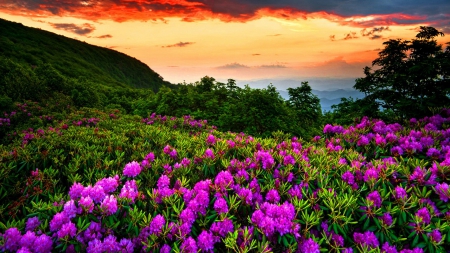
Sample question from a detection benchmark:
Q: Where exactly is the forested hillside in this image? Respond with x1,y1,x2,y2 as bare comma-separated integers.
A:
0,18,171,91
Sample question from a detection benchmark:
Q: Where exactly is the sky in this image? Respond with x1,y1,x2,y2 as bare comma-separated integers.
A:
1,0,449,89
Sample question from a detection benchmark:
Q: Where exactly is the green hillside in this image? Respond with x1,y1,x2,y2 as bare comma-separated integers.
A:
0,18,171,91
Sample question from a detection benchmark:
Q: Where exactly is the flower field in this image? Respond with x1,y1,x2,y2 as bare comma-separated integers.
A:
1,102,450,252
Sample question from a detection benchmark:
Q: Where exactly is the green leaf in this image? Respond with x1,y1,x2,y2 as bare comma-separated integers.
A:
282,236,289,247
363,217,370,230
412,235,419,247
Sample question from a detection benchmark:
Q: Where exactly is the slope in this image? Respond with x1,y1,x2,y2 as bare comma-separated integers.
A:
0,18,171,91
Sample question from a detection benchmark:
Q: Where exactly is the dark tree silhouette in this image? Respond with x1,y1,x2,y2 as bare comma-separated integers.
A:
354,26,450,119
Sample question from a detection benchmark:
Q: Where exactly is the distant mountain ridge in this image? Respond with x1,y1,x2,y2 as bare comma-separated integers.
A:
277,89,365,112
0,18,172,91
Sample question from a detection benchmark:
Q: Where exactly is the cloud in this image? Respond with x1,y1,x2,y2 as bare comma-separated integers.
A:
331,27,391,41
95,34,113,39
259,64,287,68
361,26,390,39
216,63,250,69
268,34,282,36
343,31,358,40
162,41,195,48
361,26,390,36
369,35,383,40
49,23,95,35
252,53,261,56
1,0,449,30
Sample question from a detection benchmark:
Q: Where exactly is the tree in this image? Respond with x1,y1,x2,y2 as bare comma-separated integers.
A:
287,82,322,122
354,26,450,119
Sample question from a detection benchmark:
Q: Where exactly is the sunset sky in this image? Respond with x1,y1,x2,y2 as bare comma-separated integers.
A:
1,0,449,89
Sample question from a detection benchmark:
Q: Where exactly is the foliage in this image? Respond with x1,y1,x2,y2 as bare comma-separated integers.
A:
354,26,450,120
1,100,450,252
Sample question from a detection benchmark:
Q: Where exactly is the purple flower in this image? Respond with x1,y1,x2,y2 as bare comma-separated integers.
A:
249,178,261,193
206,134,216,145
394,186,407,200
118,238,134,253
160,244,171,253
34,234,53,253
214,171,234,191
87,238,103,253
181,158,191,167
435,182,449,202
399,249,424,253
180,208,197,226
102,235,119,253
214,197,229,214
89,185,106,203
367,191,382,208
300,238,320,253
20,231,36,249
210,218,234,237
415,207,431,224
227,140,236,148
57,221,77,239
197,230,216,252
101,195,118,215
119,180,139,203
391,146,404,156
357,135,370,146
49,212,69,232
17,247,32,253
375,134,387,146
342,171,355,185
63,199,81,219
79,196,95,213
84,222,102,241
255,150,275,170
157,175,171,189
331,233,344,247
123,161,142,177
428,229,442,243
149,214,165,235
169,149,178,159
69,182,84,200
266,189,280,203
25,217,40,232
382,242,398,253
353,231,379,248
426,148,440,159
163,145,171,154
204,148,215,159
364,168,379,183
145,152,155,162
237,187,253,205
180,237,198,253
283,155,296,165
288,184,303,199
323,124,334,134
385,133,398,143
95,176,119,194
379,212,393,226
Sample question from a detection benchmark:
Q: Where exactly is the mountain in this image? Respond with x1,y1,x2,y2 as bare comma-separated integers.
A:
0,18,171,91
277,89,365,112
236,78,359,91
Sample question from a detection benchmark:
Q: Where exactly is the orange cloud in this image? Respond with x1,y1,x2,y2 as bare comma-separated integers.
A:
0,0,445,29
50,22,95,35
162,41,195,48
